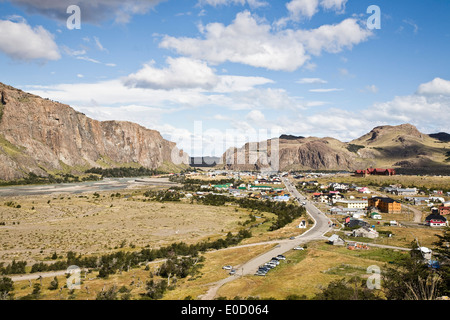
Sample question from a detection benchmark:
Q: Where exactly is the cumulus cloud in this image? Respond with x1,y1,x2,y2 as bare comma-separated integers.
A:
286,0,320,20
416,78,450,96
160,11,309,72
285,0,348,21
295,18,372,56
0,19,60,61
122,57,273,91
160,11,372,72
123,57,220,90
320,0,348,12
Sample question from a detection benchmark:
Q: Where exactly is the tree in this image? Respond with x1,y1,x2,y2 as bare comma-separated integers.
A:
432,227,450,296
144,279,168,300
96,285,118,300
0,277,14,300
31,283,41,298
313,277,380,300
382,242,444,300
48,277,59,290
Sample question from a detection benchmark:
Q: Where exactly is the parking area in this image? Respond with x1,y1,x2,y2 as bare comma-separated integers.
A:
254,254,286,276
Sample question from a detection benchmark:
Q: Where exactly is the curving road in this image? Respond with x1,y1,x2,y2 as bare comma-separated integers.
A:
199,177,333,300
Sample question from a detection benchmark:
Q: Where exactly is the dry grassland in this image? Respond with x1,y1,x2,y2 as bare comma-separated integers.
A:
0,189,249,264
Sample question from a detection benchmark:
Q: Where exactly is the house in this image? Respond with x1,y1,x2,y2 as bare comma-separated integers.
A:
368,197,401,214
429,197,445,203
273,195,290,202
407,197,430,205
344,217,370,229
330,207,365,216
355,168,396,177
335,199,368,209
328,234,345,246
249,185,273,191
213,183,233,190
394,188,418,196
370,212,382,220
298,220,307,229
357,187,371,194
330,182,349,191
439,206,450,215
352,227,379,239
425,214,448,227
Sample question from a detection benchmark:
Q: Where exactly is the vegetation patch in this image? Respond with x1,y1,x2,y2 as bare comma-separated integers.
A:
346,144,365,154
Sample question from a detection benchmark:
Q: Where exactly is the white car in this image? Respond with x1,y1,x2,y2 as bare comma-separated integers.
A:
222,265,233,270
294,246,304,250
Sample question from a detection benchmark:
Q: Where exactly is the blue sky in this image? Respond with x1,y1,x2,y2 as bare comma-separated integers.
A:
0,0,449,156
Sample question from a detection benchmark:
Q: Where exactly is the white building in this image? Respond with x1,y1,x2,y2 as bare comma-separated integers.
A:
335,200,368,209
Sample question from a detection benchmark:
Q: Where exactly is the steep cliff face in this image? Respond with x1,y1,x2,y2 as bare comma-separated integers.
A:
222,136,362,171
0,83,189,180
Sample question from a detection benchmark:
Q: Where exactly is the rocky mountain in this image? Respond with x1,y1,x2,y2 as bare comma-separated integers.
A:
220,124,450,174
0,82,189,181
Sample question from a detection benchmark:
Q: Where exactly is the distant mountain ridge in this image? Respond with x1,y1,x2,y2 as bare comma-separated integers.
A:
0,82,189,181
221,123,450,174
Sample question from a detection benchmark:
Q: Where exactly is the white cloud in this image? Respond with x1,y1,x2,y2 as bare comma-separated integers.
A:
160,11,309,72
123,57,220,90
123,57,273,91
246,110,266,123
286,0,319,20
93,36,108,52
296,18,372,56
320,0,347,12
285,0,348,21
309,88,343,92
297,77,328,84
160,11,372,72
0,19,60,61
416,78,450,96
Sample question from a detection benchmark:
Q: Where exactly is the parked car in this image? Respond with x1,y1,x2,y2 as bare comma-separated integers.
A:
229,269,236,275
222,265,233,270
293,246,304,250
277,255,286,260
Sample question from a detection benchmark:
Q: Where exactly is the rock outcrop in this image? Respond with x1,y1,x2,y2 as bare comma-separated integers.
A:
0,82,189,180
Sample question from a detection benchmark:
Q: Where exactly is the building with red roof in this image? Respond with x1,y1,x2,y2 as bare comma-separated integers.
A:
355,168,395,177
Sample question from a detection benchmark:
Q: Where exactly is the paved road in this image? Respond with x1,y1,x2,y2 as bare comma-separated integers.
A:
199,177,333,300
